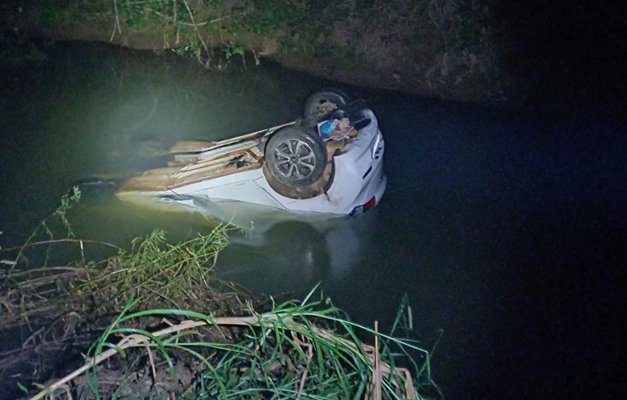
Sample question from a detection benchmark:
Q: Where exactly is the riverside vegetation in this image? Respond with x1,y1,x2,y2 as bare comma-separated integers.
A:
0,188,441,399
4,0,623,119
4,0,505,105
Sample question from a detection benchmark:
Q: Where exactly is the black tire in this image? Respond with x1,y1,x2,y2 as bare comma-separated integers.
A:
303,88,353,121
265,126,327,187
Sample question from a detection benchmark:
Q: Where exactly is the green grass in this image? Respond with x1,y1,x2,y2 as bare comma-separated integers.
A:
1,189,439,400
27,292,435,399
26,0,494,78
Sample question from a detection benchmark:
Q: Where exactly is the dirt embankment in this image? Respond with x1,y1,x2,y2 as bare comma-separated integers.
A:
7,0,625,119
7,0,514,107
47,23,506,105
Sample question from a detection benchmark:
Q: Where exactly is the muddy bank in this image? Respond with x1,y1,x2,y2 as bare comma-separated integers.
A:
4,0,625,119
0,196,436,400
5,0,512,107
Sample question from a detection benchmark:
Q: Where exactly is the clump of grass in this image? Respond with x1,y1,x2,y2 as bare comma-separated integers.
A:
66,224,233,312
0,188,236,330
0,190,246,390
1,191,439,400
28,291,435,400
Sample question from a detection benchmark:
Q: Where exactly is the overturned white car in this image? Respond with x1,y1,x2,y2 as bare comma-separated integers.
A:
116,89,386,219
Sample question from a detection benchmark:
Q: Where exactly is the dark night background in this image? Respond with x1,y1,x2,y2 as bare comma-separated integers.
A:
492,0,626,121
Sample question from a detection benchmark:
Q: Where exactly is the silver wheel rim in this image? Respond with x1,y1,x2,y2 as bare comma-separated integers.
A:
273,139,317,181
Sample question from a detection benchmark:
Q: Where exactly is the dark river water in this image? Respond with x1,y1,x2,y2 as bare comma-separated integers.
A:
1,42,626,399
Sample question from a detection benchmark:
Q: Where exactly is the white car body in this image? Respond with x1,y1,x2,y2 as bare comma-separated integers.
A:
116,108,386,221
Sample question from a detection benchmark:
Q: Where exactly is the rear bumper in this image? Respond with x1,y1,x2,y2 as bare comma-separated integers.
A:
350,158,387,215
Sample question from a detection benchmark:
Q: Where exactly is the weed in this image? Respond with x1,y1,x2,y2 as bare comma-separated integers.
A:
0,191,439,399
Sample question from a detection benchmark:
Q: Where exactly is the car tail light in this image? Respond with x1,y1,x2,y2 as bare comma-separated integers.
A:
351,196,376,215
363,196,376,211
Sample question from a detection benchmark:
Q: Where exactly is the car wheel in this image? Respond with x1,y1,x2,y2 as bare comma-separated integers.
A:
265,126,327,187
303,88,352,121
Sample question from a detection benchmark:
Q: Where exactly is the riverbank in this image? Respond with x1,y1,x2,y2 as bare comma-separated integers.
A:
0,190,437,400
2,1,625,122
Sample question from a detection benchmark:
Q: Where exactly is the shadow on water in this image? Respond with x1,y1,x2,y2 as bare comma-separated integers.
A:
1,42,626,399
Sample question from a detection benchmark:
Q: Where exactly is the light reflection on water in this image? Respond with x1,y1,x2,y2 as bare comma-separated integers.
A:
67,193,378,300
1,41,626,399
0,40,381,324
0,41,320,241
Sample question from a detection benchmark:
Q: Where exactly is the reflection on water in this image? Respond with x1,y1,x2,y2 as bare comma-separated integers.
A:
215,209,379,296
1,42,626,400
64,193,377,299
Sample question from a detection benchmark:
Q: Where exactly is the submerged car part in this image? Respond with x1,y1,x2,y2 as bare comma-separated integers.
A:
116,89,387,217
